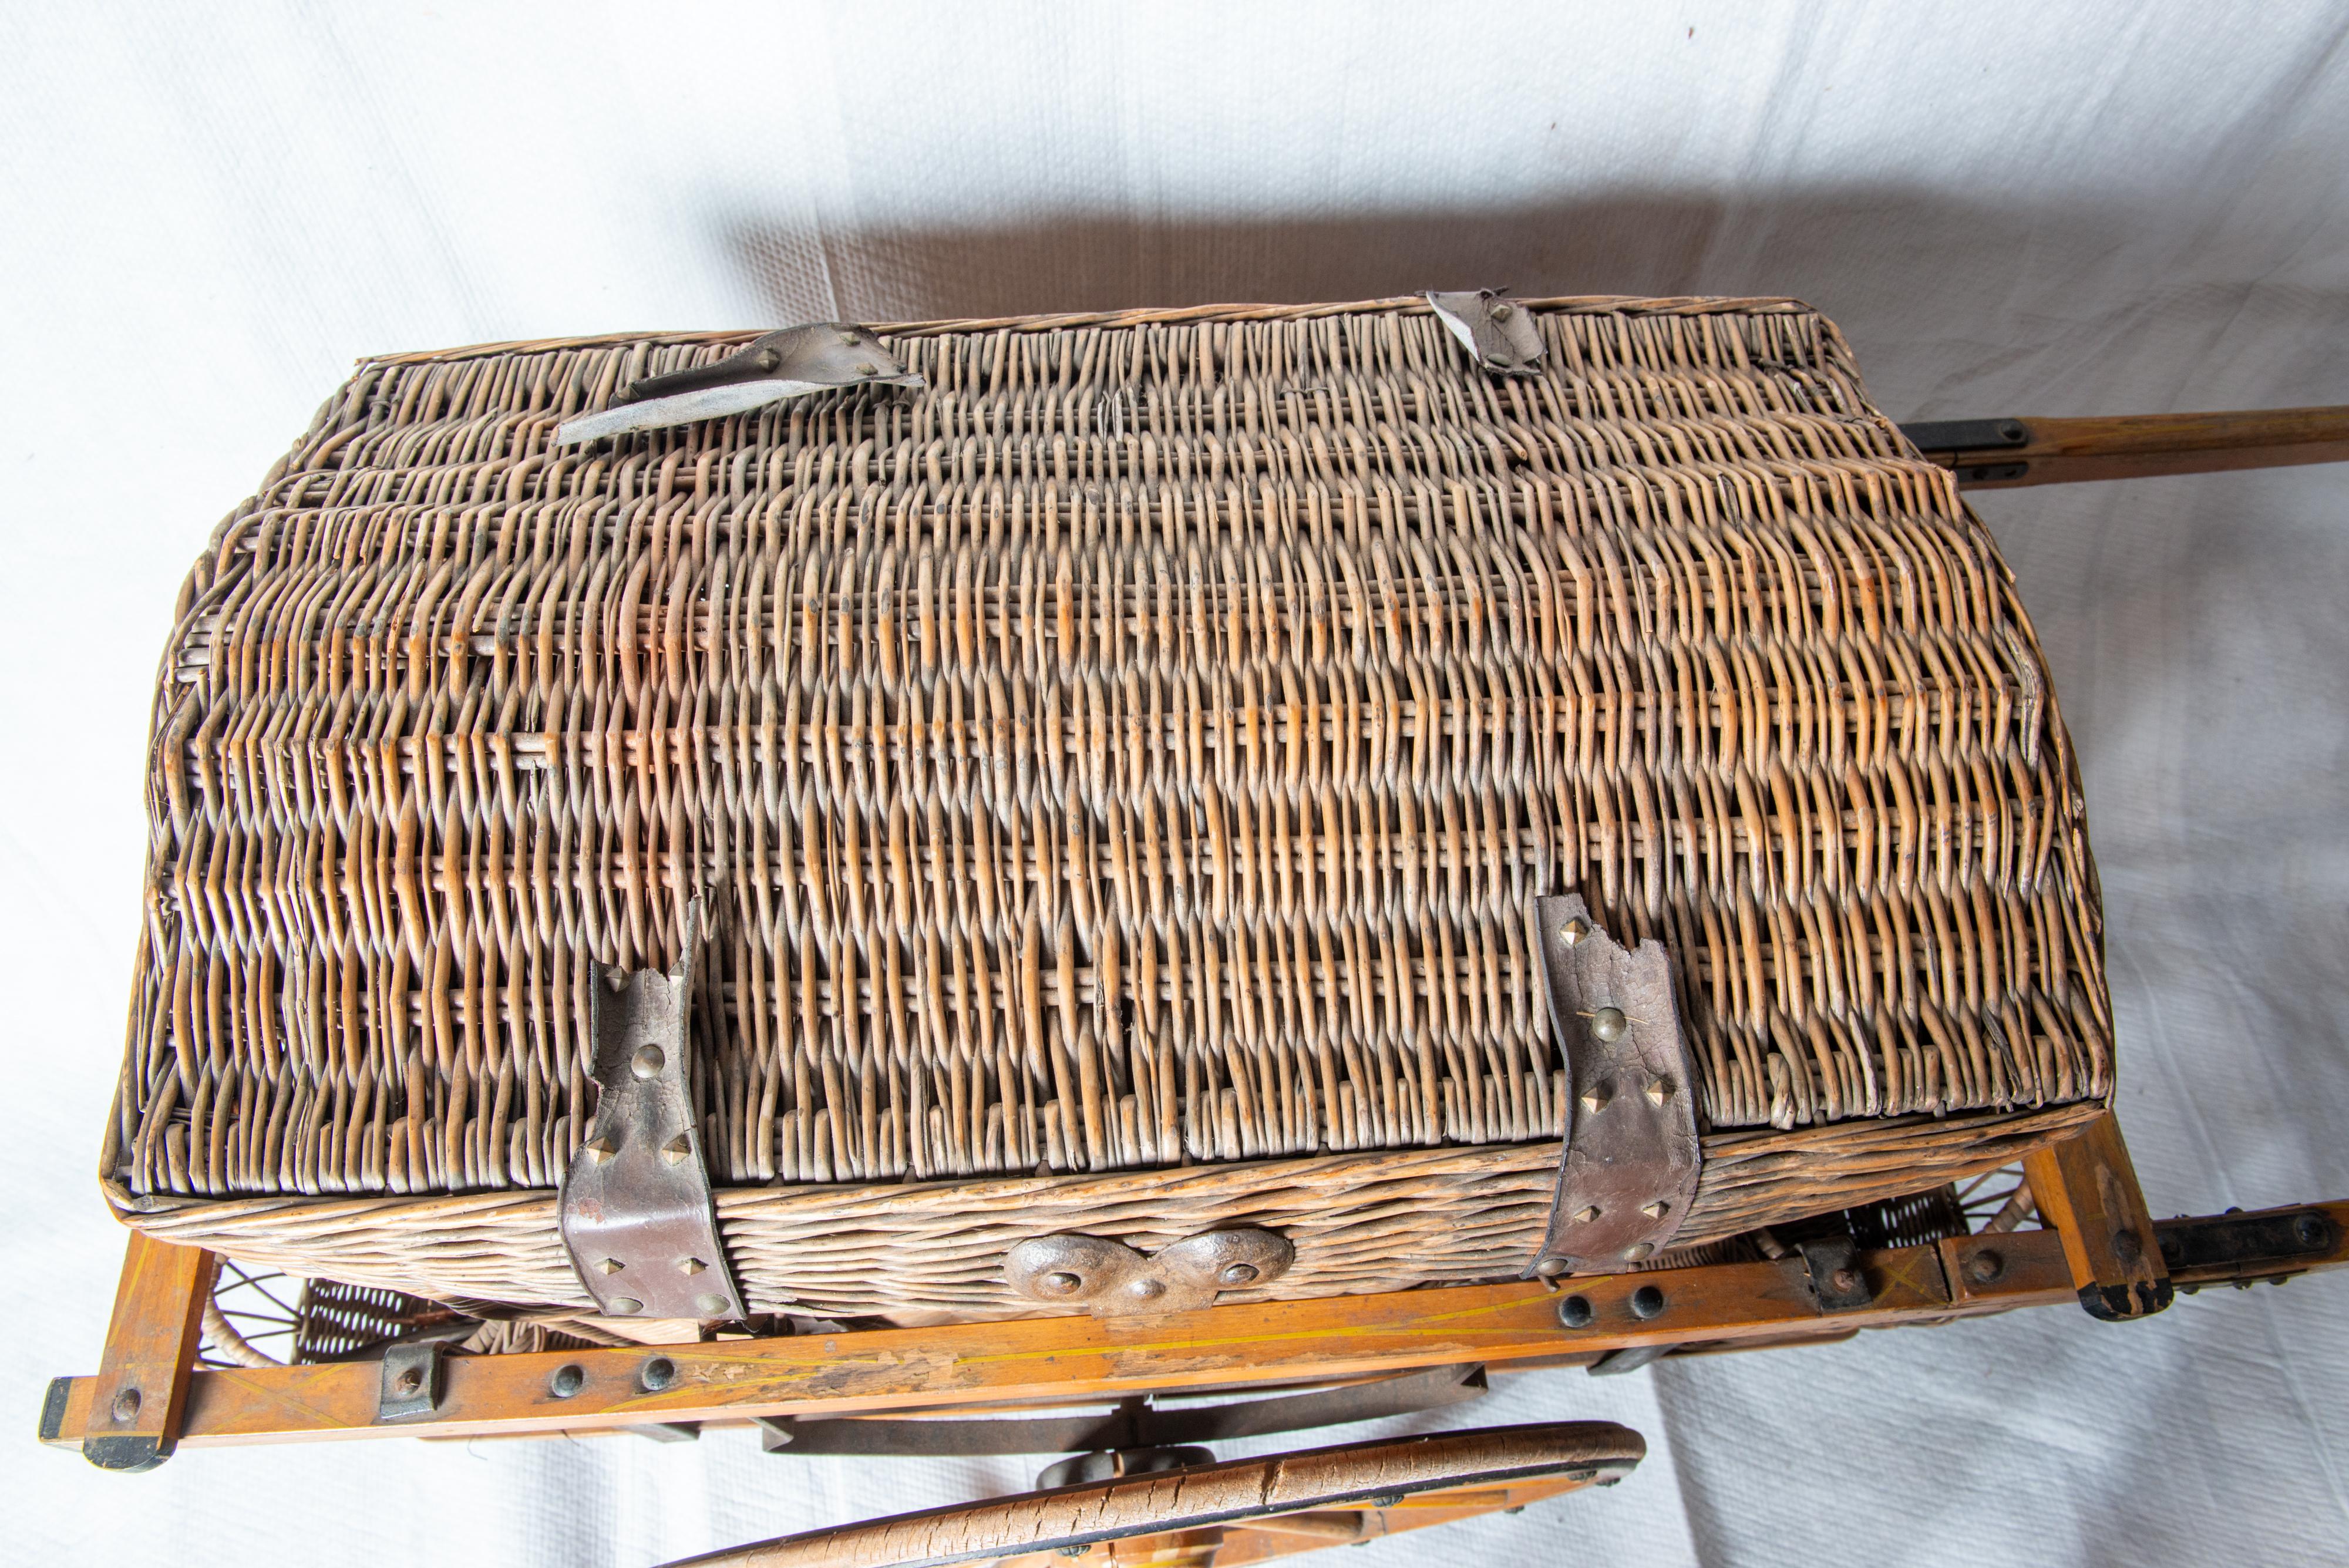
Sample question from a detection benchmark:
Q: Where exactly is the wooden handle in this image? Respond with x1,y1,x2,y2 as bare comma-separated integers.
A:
1911,405,2349,488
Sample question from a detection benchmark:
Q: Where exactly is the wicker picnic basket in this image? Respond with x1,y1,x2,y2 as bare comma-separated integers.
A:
101,295,2112,1327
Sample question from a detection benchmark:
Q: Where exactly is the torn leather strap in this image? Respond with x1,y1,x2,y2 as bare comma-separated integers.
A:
1528,893,1702,1277
554,322,924,445
557,901,749,1320
1425,290,1547,377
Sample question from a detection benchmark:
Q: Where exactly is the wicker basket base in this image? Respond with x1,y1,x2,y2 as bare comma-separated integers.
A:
112,1102,2098,1324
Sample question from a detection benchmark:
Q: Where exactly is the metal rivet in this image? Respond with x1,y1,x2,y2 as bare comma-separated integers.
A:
549,1364,585,1398
1558,1294,1596,1328
2294,1214,2328,1249
609,1297,643,1315
1130,1277,1166,1299
1998,420,2025,442
1579,1082,1611,1114
758,348,781,371
1041,1271,1083,1295
583,1136,616,1164
661,1133,692,1166
393,1366,423,1396
1590,1007,1628,1043
1534,1256,1570,1278
1966,1249,2005,1285
1641,1200,1668,1220
1644,1077,1672,1107
1219,1262,1260,1286
595,1257,624,1274
1630,1284,1667,1320
1622,1242,1655,1262
679,1257,706,1276
110,1388,142,1423
641,1357,677,1391
631,1044,665,1080
1572,1205,1600,1224
1558,917,1589,946
1829,1267,1860,1295
694,1294,730,1317
2112,1227,2144,1265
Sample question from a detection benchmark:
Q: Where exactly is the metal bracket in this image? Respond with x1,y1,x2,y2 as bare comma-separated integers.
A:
554,323,925,445
1899,418,2031,453
2158,1207,2340,1287
1425,290,1547,377
377,1342,446,1422
1004,1230,1295,1317
1795,1236,1875,1313
557,901,749,1321
1528,894,1702,1277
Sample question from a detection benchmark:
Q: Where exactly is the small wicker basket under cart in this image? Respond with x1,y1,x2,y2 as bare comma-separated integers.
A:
42,294,2349,1565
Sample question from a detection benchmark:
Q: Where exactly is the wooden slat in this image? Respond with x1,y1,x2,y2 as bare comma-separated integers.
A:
1937,405,2349,488
42,1233,2075,1451
2024,1112,2171,1320
75,1233,217,1471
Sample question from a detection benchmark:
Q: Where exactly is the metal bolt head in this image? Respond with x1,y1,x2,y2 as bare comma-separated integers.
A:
549,1364,585,1399
1557,1293,1596,1328
1998,419,2025,442
693,1294,730,1317
609,1296,644,1315
1590,1007,1628,1044
631,1044,666,1080
110,1387,142,1423
2294,1213,2329,1249
640,1357,677,1392
1965,1249,2005,1285
1219,1262,1260,1286
1040,1271,1083,1295
1629,1284,1667,1320
2111,1227,2144,1265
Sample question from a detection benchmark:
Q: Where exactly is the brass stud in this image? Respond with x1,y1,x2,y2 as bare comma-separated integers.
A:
1558,917,1590,947
609,1297,643,1315
1572,1205,1600,1224
756,348,780,371
1641,1200,1668,1220
1644,1077,1672,1107
110,1388,142,1423
1534,1256,1570,1278
605,967,628,992
1579,1081,1611,1114
583,1136,616,1164
679,1257,707,1276
631,1044,665,1080
595,1257,624,1274
1623,1243,1655,1262
693,1294,729,1317
1490,301,1515,321
661,1133,692,1166
1590,1007,1628,1044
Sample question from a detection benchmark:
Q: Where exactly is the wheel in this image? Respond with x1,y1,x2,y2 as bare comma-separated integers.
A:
665,1421,1645,1567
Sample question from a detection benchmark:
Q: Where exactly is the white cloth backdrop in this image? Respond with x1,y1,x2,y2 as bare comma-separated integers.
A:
6,4,2346,1562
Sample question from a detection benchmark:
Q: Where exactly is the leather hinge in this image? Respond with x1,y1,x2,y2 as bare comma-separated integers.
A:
557,900,749,1321
1527,894,1702,1277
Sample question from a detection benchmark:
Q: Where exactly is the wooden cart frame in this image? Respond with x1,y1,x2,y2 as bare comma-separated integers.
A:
39,1108,2348,1471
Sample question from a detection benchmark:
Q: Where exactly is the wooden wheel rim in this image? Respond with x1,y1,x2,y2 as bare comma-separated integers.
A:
666,1421,1645,1567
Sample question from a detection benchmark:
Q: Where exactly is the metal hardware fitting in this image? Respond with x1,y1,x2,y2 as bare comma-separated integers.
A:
1795,1236,1874,1313
1004,1230,1295,1317
554,323,925,445
377,1342,446,1422
1898,418,2031,453
2156,1206,2340,1287
557,900,748,1321
1425,290,1547,377
1527,893,1701,1277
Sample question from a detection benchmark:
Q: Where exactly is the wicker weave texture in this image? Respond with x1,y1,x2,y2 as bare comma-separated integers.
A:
108,295,2111,1211
116,1104,2096,1318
